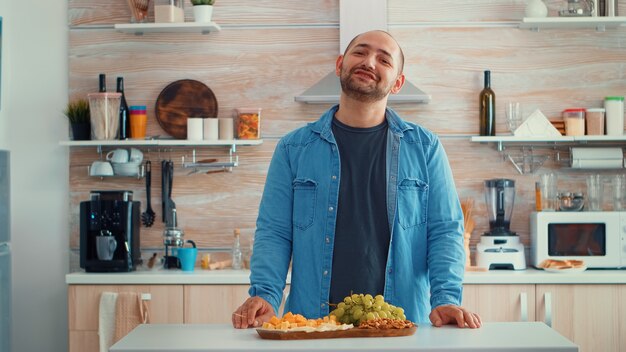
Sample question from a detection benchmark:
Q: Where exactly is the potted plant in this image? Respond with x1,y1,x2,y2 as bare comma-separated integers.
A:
64,99,91,140
190,0,215,23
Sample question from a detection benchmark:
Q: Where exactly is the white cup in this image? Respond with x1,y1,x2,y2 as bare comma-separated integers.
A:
203,118,219,140
187,118,204,141
90,160,114,176
129,148,143,163
218,118,234,140
96,235,117,260
106,148,129,163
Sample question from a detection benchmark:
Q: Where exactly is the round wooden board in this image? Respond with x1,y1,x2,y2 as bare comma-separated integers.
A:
155,79,218,139
256,326,417,340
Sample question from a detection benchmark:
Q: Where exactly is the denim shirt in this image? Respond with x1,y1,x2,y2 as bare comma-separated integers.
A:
249,105,465,324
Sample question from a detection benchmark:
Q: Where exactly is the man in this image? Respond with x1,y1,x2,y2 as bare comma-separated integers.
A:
232,30,481,329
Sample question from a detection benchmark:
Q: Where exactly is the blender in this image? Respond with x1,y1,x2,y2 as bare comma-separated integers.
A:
476,179,527,270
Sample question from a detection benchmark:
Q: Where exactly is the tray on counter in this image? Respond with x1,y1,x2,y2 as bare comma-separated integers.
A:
256,326,417,340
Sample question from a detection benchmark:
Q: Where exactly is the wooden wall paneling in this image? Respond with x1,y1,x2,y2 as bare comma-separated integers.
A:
68,28,339,138
69,0,339,26
391,27,626,134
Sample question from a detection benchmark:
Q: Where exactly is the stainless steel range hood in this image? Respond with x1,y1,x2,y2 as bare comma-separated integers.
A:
295,0,431,104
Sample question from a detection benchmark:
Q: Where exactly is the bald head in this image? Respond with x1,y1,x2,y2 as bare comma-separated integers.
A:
343,30,405,75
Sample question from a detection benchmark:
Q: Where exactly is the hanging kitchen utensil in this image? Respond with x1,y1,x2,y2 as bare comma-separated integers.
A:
166,160,176,227
155,79,218,139
161,159,168,223
141,160,155,227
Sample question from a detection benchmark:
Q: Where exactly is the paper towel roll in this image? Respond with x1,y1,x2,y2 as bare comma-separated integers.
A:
187,118,204,141
203,118,219,140
570,147,624,169
219,118,234,140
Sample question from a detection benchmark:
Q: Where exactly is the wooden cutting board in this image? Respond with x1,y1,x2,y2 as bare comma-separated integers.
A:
256,326,417,340
155,79,218,139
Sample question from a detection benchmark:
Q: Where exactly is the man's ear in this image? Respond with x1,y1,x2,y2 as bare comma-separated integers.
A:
335,55,344,76
390,74,406,94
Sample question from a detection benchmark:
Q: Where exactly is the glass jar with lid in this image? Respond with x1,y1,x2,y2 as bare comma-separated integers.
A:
154,0,185,23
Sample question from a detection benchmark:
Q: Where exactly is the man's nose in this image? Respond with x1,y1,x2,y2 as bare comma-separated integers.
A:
362,55,376,69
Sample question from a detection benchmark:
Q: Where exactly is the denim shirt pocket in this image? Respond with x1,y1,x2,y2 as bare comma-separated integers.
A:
398,178,428,229
293,178,317,231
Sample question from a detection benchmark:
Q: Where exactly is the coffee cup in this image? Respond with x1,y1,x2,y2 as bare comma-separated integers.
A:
176,240,198,272
129,148,143,163
96,235,117,260
106,149,129,163
89,160,114,176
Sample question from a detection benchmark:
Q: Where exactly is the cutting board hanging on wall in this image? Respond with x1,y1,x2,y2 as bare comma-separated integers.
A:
155,79,218,139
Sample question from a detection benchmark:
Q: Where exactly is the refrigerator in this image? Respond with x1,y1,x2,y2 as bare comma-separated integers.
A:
0,150,11,352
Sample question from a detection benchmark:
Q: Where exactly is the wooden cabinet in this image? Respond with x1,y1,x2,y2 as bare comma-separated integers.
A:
184,285,251,323
68,285,183,352
184,284,290,323
536,284,626,352
463,284,536,322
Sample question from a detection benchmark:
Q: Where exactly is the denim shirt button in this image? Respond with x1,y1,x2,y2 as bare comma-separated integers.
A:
328,206,334,211
321,303,325,308
388,268,392,273
332,175,337,180
323,270,328,276
325,236,330,243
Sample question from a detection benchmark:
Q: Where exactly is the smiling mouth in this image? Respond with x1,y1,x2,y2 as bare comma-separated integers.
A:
352,69,377,82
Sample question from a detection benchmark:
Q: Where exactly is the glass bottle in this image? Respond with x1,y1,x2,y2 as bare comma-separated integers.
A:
231,229,243,270
116,77,130,140
479,70,496,136
98,73,106,92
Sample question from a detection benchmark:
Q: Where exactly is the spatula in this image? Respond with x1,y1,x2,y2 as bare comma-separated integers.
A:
141,161,155,227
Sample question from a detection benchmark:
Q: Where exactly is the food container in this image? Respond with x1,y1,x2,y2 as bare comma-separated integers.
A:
558,192,585,212
604,96,624,136
235,108,261,139
88,93,122,140
154,0,184,23
585,108,605,135
562,108,586,136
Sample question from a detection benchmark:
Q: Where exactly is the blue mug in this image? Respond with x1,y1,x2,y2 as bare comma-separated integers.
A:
176,240,197,272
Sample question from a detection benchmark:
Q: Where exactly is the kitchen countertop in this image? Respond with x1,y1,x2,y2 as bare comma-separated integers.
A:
66,268,626,285
109,322,578,352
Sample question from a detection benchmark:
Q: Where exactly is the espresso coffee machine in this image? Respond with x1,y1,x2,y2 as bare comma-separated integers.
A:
80,190,141,272
476,179,527,270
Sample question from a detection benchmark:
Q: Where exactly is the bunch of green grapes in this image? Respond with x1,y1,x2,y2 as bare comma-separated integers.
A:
329,293,406,326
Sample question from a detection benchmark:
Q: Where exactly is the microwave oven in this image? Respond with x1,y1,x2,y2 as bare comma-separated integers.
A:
530,211,626,269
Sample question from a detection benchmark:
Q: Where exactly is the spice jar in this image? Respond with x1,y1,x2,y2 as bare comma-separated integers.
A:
154,0,184,23
604,96,624,136
235,108,261,139
585,108,605,135
562,108,586,136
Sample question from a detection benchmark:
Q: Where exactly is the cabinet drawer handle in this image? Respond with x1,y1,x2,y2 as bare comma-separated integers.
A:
141,293,152,301
519,292,528,322
544,292,552,327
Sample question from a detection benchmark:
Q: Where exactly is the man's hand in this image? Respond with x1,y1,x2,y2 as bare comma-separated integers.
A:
429,305,482,328
232,296,276,329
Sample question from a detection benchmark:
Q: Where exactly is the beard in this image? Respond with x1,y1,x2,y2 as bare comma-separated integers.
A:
339,65,395,103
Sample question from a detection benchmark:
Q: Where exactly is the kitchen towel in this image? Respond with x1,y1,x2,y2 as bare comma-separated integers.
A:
114,292,150,343
570,147,624,169
98,292,118,352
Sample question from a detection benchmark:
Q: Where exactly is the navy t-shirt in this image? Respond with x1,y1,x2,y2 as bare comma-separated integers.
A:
329,117,391,305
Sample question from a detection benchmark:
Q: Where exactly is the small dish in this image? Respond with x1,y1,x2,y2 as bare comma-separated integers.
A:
543,266,587,273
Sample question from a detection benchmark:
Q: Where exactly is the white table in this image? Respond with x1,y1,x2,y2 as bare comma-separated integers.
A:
110,322,578,352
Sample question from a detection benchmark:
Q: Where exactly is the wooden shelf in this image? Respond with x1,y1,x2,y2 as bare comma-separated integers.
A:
114,22,221,35
519,16,626,30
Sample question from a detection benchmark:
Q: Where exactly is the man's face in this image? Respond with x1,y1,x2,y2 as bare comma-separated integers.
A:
337,31,404,103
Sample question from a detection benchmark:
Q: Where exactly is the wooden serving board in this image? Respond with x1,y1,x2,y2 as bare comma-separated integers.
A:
155,79,218,139
256,326,417,340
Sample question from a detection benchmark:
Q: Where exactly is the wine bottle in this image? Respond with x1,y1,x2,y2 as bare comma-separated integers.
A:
117,77,130,140
98,73,106,92
479,70,496,136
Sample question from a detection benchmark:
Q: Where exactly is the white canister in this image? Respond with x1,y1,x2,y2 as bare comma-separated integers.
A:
187,117,204,141
604,96,624,136
203,118,219,140
218,118,234,140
